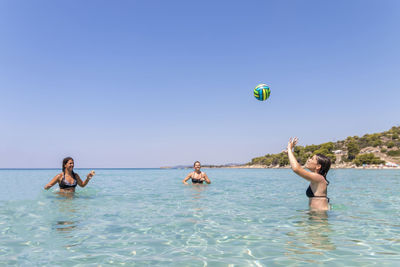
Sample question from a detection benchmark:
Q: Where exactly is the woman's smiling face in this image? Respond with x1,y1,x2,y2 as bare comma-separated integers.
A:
64,160,74,171
194,162,201,171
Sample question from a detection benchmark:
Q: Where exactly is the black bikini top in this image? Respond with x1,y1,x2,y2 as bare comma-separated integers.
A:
191,172,204,184
306,178,329,202
59,173,77,189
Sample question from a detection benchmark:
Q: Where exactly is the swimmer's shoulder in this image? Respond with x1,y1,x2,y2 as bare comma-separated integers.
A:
56,173,63,181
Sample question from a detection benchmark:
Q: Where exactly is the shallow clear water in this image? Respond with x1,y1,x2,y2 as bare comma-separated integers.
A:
1,168,400,266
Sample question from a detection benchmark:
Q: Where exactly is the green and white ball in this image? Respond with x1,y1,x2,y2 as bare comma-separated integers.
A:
253,84,271,101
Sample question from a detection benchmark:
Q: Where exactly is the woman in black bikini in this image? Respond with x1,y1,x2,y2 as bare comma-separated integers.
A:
182,161,211,185
44,157,95,193
287,138,331,210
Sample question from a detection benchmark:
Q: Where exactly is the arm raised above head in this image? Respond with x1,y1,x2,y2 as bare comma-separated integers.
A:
287,137,325,183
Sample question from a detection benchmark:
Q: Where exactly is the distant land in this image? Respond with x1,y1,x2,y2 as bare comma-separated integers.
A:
162,126,400,169
160,163,243,169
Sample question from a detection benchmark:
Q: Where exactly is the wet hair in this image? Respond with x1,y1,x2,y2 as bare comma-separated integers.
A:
62,157,76,179
315,154,331,179
193,161,201,167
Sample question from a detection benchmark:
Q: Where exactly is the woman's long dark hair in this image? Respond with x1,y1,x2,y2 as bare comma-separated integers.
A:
62,157,76,179
316,154,331,183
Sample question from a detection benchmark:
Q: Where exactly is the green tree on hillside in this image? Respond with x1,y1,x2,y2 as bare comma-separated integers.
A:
248,126,399,167
386,141,395,148
358,133,382,148
387,150,400,157
304,144,320,153
346,141,360,160
353,153,384,166
279,154,289,166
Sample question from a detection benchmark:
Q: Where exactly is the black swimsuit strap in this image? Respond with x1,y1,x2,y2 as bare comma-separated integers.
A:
306,176,330,203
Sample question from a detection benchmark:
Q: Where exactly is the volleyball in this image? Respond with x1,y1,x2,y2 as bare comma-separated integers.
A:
253,84,271,101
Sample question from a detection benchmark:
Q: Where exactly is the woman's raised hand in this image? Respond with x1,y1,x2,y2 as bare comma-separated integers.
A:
87,170,96,179
287,137,299,151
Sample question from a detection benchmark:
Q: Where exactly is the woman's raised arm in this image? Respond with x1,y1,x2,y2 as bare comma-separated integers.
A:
287,137,324,183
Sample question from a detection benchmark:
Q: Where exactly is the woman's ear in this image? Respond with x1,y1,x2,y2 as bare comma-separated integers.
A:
316,164,322,173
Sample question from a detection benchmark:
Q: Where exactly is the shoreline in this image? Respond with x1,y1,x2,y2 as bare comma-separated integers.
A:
199,164,400,170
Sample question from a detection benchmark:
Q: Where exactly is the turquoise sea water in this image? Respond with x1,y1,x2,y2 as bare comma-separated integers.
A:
1,168,400,266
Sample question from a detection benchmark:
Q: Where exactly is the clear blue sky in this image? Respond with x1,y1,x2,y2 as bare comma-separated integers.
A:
1,0,399,168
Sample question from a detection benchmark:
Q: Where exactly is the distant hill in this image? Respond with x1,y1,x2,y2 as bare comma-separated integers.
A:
160,163,243,169
247,126,400,168
160,165,191,169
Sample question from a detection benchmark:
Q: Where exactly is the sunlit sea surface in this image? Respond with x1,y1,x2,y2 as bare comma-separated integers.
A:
1,169,400,266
